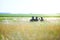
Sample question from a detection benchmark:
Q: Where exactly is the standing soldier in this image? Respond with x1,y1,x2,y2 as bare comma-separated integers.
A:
30,16,35,21
30,16,38,21
35,17,38,21
40,17,44,21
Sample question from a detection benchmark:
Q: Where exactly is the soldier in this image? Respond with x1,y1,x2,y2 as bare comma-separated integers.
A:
30,16,35,21
40,17,44,21
30,16,38,21
34,17,38,21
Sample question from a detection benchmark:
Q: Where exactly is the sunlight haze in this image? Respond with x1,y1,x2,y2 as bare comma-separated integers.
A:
0,0,60,14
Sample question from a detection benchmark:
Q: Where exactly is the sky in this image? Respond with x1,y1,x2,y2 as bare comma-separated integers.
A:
0,0,60,14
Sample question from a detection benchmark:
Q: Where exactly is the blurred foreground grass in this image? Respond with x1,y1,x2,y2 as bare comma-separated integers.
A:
0,17,60,40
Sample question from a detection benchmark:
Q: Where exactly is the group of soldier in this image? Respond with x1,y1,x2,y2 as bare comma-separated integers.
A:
30,16,44,22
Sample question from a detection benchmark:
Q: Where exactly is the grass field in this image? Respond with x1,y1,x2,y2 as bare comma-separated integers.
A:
0,16,60,40
0,14,60,17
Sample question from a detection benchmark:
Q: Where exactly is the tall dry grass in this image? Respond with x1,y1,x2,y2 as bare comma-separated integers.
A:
0,18,60,40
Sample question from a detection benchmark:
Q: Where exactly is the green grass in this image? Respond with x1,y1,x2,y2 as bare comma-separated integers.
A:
0,14,60,17
0,33,2,40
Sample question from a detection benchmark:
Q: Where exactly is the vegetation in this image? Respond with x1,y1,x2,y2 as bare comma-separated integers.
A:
0,20,60,40
0,13,60,40
0,14,60,17
0,33,2,40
